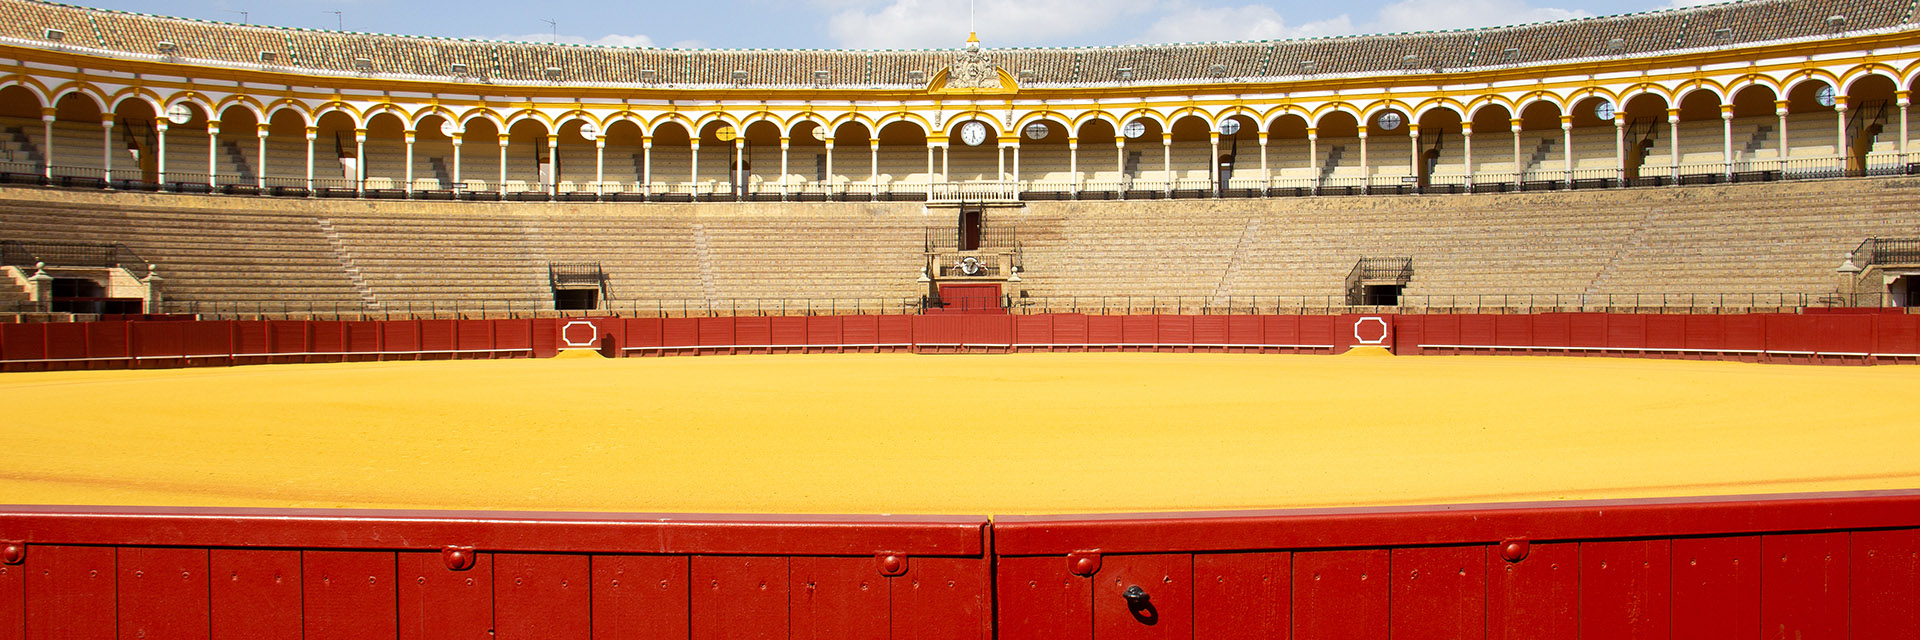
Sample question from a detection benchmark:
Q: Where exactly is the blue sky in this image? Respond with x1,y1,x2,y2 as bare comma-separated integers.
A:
70,0,1718,49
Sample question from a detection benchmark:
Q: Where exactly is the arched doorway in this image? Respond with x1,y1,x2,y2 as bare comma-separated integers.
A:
1843,74,1898,176
1619,94,1669,184
1414,108,1464,192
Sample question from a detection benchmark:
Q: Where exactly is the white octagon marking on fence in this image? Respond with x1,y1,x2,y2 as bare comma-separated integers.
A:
1353,316,1390,345
561,320,601,347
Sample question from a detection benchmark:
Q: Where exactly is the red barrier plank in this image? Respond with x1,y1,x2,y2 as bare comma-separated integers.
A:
1852,528,1920,637
268,321,308,354
893,557,991,640
1261,315,1300,346
1816,315,1873,354
1488,542,1577,640
117,547,209,640
1761,532,1849,639
1531,314,1570,348
26,545,115,640
698,317,736,347
691,556,788,640
588,318,626,355
1299,316,1335,348
1683,315,1726,351
1156,315,1194,345
455,320,493,352
1121,315,1157,344
1764,314,1818,354
496,553,591,640
623,318,663,349
1293,549,1388,640
1491,315,1529,349
807,316,843,345
1646,314,1686,350
733,317,772,347
1569,313,1608,347
593,555,690,640
1094,553,1191,640
1049,314,1089,345
1226,316,1262,346
964,315,1013,345
130,322,183,359
397,550,491,640
1015,314,1053,345
184,321,233,357
1420,315,1458,347
1723,315,1766,352
381,321,421,354
1192,316,1229,345
912,316,956,345
1876,314,1920,355
1193,552,1287,640
419,319,457,353
791,556,889,640
346,321,382,354
1390,545,1485,640
0,551,19,640
233,321,269,355
1671,536,1760,640
1392,315,1423,355
2,323,46,362
878,316,913,345
662,318,699,348
530,319,559,358
43,322,86,361
209,549,300,640
1580,539,1670,640
309,321,344,355
303,551,397,640
771,317,809,346
843,315,880,345
996,555,1090,640
1605,315,1648,351
1088,316,1124,344
1459,314,1496,346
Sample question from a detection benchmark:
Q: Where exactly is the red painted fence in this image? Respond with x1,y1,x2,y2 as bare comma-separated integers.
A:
6,312,1920,370
2,491,1916,638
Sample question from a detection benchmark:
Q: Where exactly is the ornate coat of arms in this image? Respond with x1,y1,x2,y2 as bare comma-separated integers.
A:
947,37,999,89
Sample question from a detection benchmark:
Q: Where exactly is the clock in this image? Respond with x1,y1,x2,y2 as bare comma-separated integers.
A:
960,120,987,146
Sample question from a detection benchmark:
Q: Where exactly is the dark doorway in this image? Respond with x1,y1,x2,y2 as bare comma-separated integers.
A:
959,208,983,251
1217,154,1234,195
554,289,598,311
1363,284,1402,306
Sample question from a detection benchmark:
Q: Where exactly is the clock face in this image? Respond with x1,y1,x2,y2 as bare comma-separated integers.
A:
1816,85,1837,107
960,120,987,146
1122,120,1147,139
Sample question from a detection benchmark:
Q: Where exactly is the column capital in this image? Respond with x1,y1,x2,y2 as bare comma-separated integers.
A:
1257,131,1268,143
256,124,271,136
304,126,317,140
40,108,56,120
498,134,513,144
403,130,416,143
101,118,115,128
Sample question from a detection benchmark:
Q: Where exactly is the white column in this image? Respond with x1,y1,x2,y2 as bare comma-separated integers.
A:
1561,117,1573,184
940,144,949,186
1510,119,1522,180
1357,127,1368,185
40,113,53,179
1900,92,1911,162
1114,137,1124,183
256,125,269,189
733,138,745,196
640,137,652,196
1067,138,1078,196
403,130,415,193
451,136,463,188
998,143,1007,183
869,139,879,193
824,139,834,194
1667,110,1680,180
1776,101,1790,169
1462,126,1473,186
689,141,699,188
354,129,366,191
1012,143,1021,187
1307,129,1319,190
1409,125,1420,182
779,137,790,197
498,134,509,191
1721,106,1734,178
101,120,114,183
207,122,219,189
1835,99,1849,170
1613,117,1626,183
924,143,935,198
156,121,169,185
304,127,315,191
1162,133,1172,194
595,137,605,195
549,135,561,195
1257,133,1268,188
1209,132,1221,190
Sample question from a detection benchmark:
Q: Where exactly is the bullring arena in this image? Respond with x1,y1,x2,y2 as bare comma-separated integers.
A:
4,0,1920,638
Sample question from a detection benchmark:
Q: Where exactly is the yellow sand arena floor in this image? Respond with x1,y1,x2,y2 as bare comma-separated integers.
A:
3,353,1917,515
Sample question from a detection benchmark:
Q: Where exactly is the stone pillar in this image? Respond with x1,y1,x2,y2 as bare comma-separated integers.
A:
102,119,115,185
208,121,220,189
1720,104,1735,178
141,264,163,313
451,135,463,189
354,128,367,191
1257,132,1268,189
1509,118,1522,180
824,138,834,194
595,136,606,195
1462,124,1473,186
1209,131,1221,190
1409,124,1421,183
1307,128,1319,191
1357,126,1369,185
403,129,415,193
1114,137,1124,183
779,136,790,197
1561,116,1573,184
1067,137,1079,195
1613,116,1626,182
1834,97,1848,173
550,134,562,195
1775,100,1790,170
869,138,879,193
1667,109,1681,180
1160,132,1172,194
689,140,700,191
1899,91,1911,162
156,121,169,185
27,262,52,312
41,110,54,179
499,134,511,191
640,136,652,196
256,125,270,189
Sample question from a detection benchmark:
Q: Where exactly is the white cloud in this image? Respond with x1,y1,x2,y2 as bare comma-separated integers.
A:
824,0,1158,49
1134,4,1352,44
482,32,659,48
1367,0,1591,34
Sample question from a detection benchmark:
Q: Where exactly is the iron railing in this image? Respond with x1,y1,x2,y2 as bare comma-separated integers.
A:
925,224,1018,253
547,262,611,301
1851,237,1920,267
